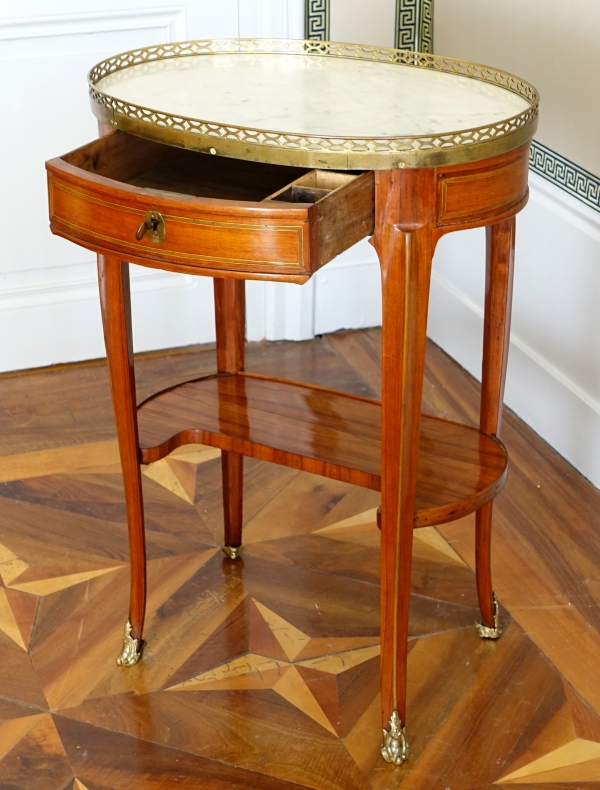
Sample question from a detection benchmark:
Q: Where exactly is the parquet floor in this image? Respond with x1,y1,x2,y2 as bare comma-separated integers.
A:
1,329,600,789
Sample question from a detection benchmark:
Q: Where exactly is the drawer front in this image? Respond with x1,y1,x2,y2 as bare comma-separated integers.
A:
48,175,309,277
437,148,529,227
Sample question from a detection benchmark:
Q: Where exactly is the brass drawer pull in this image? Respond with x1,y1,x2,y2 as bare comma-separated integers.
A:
135,209,166,244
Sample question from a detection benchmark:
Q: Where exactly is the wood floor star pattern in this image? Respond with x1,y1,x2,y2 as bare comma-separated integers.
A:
0,329,599,789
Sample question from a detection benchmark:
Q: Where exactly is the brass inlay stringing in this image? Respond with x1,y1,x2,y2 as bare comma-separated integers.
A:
116,619,142,667
476,590,504,639
50,181,304,269
382,710,409,765
88,38,538,170
222,544,244,560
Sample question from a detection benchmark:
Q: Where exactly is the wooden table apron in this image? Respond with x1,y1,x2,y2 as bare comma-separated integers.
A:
47,116,529,758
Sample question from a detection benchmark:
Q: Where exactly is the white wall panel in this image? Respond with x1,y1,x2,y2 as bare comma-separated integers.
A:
238,0,314,343
239,0,304,38
428,173,600,487
0,0,384,369
314,241,381,336
6,0,599,501
434,0,600,180
329,0,395,47
0,2,239,371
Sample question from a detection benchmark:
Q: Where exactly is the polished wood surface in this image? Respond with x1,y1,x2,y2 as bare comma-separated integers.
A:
476,217,516,627
436,147,529,226
373,167,436,730
46,133,529,284
97,256,146,643
0,332,599,788
214,278,246,550
136,372,507,527
44,130,534,761
46,131,375,282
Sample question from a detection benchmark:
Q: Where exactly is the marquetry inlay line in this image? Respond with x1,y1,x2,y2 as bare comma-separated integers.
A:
0,439,119,483
252,599,311,661
0,713,47,760
273,665,337,735
312,523,380,547
313,508,379,537
0,587,27,649
169,445,222,463
413,527,467,566
167,646,379,735
165,595,380,735
497,738,600,783
10,564,125,596
314,509,466,565
170,654,288,690
0,541,29,586
142,444,221,504
0,538,127,601
143,459,196,504
344,693,383,772
5,328,600,785
297,645,381,674
39,550,221,713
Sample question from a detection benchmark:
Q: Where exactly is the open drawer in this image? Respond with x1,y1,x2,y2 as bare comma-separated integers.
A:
46,131,375,282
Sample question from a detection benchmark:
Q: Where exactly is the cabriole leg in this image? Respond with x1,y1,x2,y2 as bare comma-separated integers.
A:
214,278,246,559
98,256,146,667
374,168,436,765
475,217,515,638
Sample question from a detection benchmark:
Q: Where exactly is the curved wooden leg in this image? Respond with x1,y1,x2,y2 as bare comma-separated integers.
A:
475,501,502,638
98,256,146,666
374,169,435,764
214,278,245,559
476,217,515,637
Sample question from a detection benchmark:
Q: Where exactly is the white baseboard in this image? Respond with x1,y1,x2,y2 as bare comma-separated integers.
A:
429,269,600,487
0,263,214,372
428,172,600,488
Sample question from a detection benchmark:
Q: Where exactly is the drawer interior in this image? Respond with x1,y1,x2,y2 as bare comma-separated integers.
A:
264,170,358,204
62,131,362,205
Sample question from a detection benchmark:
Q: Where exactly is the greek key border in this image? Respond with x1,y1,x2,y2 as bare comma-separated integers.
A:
303,1,598,210
530,141,600,213
306,0,329,41
395,0,434,53
306,0,433,52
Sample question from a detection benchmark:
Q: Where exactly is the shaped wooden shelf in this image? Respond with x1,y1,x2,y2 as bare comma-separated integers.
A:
137,373,507,529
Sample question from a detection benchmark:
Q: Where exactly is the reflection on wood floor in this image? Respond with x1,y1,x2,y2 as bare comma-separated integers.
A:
0,328,600,789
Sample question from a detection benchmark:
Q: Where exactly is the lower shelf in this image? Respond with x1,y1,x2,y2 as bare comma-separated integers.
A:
137,373,508,528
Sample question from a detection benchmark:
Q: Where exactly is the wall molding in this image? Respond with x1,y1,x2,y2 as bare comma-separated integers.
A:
530,140,600,214
0,265,191,312
0,8,187,41
428,172,600,487
431,261,600,423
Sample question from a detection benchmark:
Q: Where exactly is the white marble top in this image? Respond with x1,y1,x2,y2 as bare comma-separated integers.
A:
96,53,530,139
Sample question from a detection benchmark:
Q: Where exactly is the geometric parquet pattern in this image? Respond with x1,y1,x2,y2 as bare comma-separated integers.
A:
1,328,600,789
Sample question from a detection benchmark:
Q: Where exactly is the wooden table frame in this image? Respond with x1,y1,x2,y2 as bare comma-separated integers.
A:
48,128,529,765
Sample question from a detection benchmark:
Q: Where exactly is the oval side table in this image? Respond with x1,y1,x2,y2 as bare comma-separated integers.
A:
45,38,539,766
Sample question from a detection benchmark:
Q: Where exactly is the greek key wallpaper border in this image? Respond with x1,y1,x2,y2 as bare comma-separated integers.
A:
306,0,433,51
530,141,600,213
303,0,599,212
395,0,434,53
305,0,329,40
